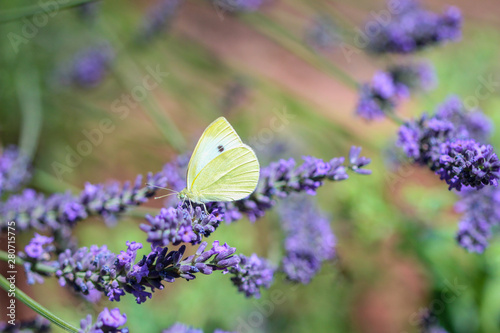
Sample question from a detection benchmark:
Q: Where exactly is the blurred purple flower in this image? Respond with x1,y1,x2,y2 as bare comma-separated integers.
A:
0,145,31,196
279,195,336,284
455,186,500,253
355,71,400,121
229,253,275,298
70,43,114,88
366,0,462,54
24,233,54,260
138,0,182,40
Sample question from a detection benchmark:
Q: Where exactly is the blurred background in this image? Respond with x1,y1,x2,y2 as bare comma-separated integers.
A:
1,0,500,332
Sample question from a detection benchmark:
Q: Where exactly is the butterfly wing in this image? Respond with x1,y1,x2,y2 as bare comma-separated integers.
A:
187,117,244,191
191,145,260,202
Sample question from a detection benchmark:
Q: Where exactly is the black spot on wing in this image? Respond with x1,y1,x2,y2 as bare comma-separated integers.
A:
217,145,224,153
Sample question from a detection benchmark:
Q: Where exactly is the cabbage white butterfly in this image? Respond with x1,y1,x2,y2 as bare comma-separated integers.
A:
154,117,260,208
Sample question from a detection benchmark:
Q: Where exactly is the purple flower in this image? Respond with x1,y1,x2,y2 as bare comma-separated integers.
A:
0,160,172,233
138,0,181,40
38,240,241,304
455,186,500,253
366,0,462,54
436,140,500,191
355,72,399,121
0,145,31,196
229,254,274,298
435,96,492,142
24,233,55,260
278,195,336,284
79,308,128,333
70,43,114,88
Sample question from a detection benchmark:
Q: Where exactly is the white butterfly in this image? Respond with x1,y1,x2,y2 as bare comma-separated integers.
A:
153,117,260,208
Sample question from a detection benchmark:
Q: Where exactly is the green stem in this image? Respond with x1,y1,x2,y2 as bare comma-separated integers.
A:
0,274,79,332
0,251,56,274
0,0,99,24
16,61,43,161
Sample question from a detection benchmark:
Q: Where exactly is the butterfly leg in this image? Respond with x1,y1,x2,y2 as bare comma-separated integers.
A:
202,203,209,215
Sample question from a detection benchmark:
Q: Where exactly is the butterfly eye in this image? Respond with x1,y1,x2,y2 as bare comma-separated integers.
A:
217,145,224,153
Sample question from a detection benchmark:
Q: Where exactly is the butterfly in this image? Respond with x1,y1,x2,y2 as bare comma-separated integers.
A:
152,117,260,210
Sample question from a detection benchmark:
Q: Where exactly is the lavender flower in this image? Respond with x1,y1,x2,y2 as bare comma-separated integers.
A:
69,43,114,88
50,240,240,304
455,186,500,253
436,140,499,191
0,161,171,232
0,316,51,332
229,254,275,298
355,71,401,121
141,149,370,247
435,96,492,142
278,195,336,284
366,0,462,54
138,0,181,41
24,233,55,260
0,145,31,196
79,308,128,333
396,99,499,191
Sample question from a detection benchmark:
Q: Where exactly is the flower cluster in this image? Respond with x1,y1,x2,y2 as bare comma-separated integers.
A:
0,145,31,196
228,254,275,298
69,43,114,88
278,195,336,284
356,63,436,121
141,148,371,247
366,0,462,54
30,240,241,304
0,161,172,232
454,186,500,253
79,308,128,333
138,0,182,41
397,97,499,190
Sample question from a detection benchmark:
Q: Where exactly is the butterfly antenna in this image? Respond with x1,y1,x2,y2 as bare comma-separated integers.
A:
146,183,178,193
154,193,177,200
